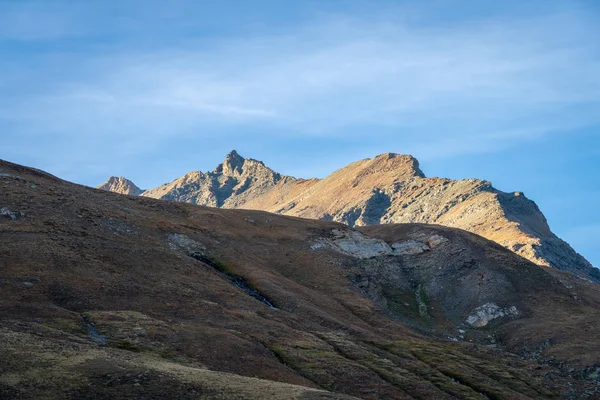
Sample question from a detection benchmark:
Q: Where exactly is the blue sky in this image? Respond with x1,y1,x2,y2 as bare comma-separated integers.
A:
1,0,599,266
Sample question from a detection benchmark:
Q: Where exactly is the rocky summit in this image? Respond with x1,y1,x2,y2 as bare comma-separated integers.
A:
98,176,143,196
100,151,598,283
140,150,295,208
3,158,600,399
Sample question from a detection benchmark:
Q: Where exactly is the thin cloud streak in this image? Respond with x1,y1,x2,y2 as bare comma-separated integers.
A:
1,1,597,270
1,5,599,158
0,3,90,41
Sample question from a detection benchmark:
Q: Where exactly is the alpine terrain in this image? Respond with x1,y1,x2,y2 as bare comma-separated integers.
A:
99,151,598,283
2,158,600,399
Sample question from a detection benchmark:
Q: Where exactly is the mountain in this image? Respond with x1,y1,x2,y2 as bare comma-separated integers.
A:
98,176,143,196
141,150,296,207
106,151,598,283
2,158,600,399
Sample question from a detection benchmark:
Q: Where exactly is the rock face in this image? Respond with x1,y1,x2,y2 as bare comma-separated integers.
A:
97,176,143,196
102,151,598,282
465,303,520,328
141,150,296,207
314,228,449,259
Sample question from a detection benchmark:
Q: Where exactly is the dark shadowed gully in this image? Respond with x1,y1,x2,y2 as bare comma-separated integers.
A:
188,251,277,308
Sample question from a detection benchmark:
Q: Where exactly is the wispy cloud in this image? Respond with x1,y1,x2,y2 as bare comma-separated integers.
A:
1,3,599,157
0,3,89,41
2,1,597,269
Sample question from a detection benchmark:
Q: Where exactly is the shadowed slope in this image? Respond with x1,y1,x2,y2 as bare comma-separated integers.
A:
2,159,600,399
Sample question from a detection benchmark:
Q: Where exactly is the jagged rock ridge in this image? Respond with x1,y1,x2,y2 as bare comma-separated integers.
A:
141,150,296,207
102,151,598,282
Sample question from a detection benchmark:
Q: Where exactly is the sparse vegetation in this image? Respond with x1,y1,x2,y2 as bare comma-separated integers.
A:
415,284,429,317
1,158,599,399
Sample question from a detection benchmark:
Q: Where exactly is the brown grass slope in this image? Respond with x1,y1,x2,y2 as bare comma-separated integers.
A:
3,159,600,399
120,151,597,283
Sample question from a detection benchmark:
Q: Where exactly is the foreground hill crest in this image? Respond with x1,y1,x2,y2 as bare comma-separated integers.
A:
3,157,600,398
98,150,598,282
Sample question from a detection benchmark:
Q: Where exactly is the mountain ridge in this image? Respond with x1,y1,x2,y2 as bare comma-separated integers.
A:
140,150,296,208
98,151,598,283
4,156,600,398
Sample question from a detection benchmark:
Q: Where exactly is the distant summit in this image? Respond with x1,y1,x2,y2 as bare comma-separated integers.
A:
99,150,598,282
358,152,426,179
218,149,246,174
141,150,294,207
97,176,143,196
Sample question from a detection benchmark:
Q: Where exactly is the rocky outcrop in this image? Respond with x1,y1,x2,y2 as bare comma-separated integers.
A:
0,207,24,220
313,228,449,259
98,151,598,282
466,303,520,328
313,228,393,259
141,150,296,207
97,176,143,196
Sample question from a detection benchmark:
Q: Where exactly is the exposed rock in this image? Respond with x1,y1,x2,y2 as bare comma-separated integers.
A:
141,150,295,207
97,176,143,196
310,242,324,250
99,150,597,283
167,233,205,254
315,228,392,259
466,303,520,328
422,234,448,248
0,207,24,220
82,315,109,344
391,240,429,255
316,229,449,259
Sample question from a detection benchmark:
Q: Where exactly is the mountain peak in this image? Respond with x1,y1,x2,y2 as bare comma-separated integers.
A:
219,150,246,175
225,149,244,164
97,176,143,196
97,150,595,282
366,153,426,179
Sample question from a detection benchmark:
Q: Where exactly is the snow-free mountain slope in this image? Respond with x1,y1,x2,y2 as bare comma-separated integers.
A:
106,151,597,282
141,150,296,207
3,157,600,398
